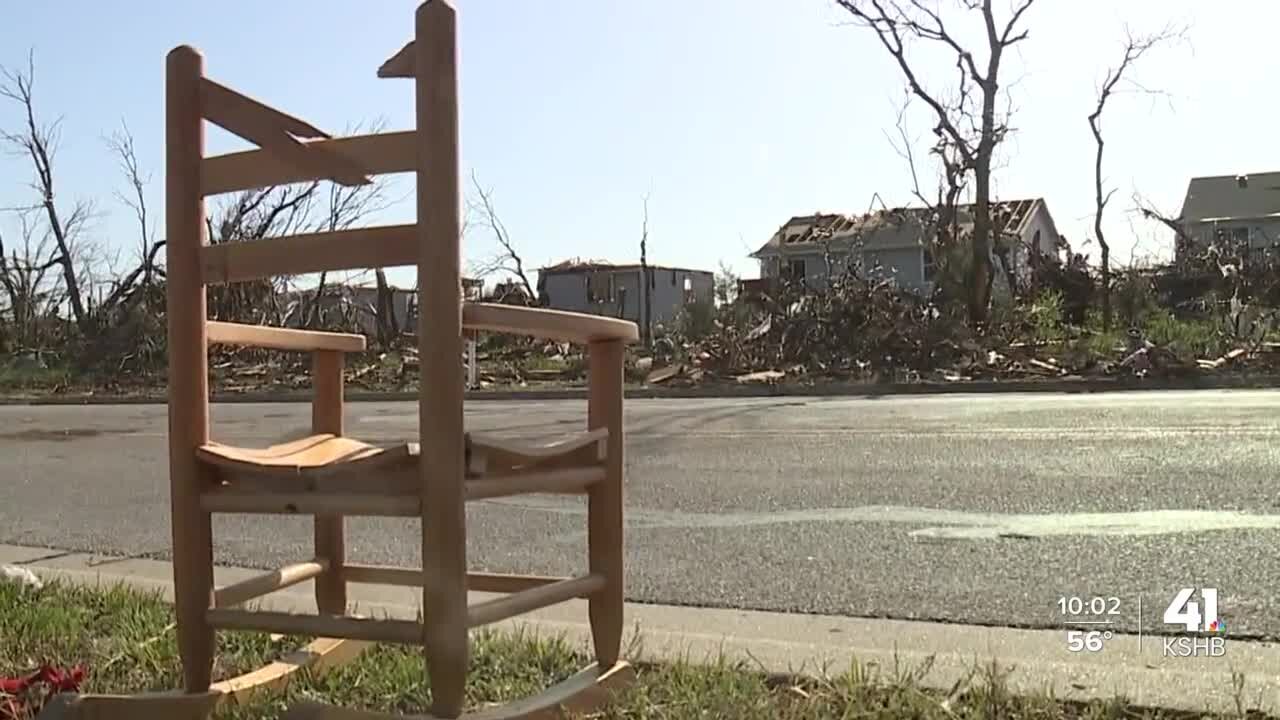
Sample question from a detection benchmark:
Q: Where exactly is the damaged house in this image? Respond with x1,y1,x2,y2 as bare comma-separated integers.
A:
750,198,1065,297
1177,171,1280,265
536,258,714,329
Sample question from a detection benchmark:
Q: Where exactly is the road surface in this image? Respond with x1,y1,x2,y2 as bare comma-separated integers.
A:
4,390,1280,639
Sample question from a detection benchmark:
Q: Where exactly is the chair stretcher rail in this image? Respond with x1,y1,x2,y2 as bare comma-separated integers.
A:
207,608,422,645
467,573,606,628
214,560,330,608
201,489,419,516
341,564,568,593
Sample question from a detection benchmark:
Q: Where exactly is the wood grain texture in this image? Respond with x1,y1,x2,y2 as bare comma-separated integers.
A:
213,560,328,609
466,574,605,628
414,1,469,716
206,321,366,353
378,41,415,78
202,131,416,196
33,639,368,720
587,339,626,667
312,350,347,615
165,43,216,693
199,77,370,187
207,609,422,645
200,225,418,284
463,303,639,344
201,489,420,517
196,434,411,475
342,565,568,593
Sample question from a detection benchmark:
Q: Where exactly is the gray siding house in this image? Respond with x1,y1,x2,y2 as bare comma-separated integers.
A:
750,198,1063,296
1177,172,1280,264
536,259,714,329
282,282,414,336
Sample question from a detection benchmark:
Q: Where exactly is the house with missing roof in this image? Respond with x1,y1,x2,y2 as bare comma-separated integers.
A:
1177,172,1280,265
750,198,1064,297
536,258,715,329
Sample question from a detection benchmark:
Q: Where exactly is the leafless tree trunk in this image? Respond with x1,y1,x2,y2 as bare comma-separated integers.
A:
206,184,320,325
1089,24,1183,330
639,194,651,346
0,213,61,350
886,93,968,306
1133,192,1195,263
1,51,97,338
468,172,537,303
302,150,394,332
836,0,1036,324
98,121,166,317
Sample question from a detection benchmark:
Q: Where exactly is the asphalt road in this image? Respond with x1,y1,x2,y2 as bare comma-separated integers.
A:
5,390,1280,640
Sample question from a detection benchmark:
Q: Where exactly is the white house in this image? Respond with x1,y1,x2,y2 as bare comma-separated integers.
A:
750,198,1064,296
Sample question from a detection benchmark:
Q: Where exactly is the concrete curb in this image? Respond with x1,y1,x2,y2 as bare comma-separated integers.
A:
4,374,1280,405
2,543,1278,714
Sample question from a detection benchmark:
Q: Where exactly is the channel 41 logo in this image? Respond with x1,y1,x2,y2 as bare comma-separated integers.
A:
1162,587,1226,657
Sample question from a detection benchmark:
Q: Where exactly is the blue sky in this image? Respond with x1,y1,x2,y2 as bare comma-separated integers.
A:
1,0,1276,292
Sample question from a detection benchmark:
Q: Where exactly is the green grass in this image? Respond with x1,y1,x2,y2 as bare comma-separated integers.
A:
0,358,71,391
0,579,1254,719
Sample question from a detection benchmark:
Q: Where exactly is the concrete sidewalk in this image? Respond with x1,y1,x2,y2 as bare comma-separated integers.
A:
3,543,1279,714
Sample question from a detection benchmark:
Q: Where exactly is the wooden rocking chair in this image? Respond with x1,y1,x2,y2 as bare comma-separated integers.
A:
37,1,637,718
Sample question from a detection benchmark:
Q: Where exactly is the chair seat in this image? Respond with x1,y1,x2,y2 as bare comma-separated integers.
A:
198,434,416,478
196,428,608,481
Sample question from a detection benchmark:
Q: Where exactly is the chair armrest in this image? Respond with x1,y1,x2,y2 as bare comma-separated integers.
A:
462,303,638,345
206,321,367,353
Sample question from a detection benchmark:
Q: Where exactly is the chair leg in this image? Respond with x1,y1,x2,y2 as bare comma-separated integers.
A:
313,515,346,614
587,339,625,667
312,350,347,615
424,622,467,718
422,563,468,712
172,502,215,691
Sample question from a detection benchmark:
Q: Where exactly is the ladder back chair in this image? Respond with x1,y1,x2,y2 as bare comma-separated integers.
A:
163,1,638,717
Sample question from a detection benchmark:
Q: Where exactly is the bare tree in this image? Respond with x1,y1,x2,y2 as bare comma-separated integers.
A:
206,184,320,325
1,51,97,337
467,172,537,303
296,120,399,338
1089,24,1184,330
884,92,969,307
1132,191,1194,261
97,120,166,319
105,120,155,276
0,212,61,350
639,194,651,346
303,176,395,331
836,0,1036,323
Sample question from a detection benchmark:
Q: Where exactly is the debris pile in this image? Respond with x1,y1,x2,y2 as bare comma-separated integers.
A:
1,665,85,720
11,268,1280,397
636,275,1280,388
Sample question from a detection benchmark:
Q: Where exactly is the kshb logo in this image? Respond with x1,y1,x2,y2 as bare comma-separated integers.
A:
1163,587,1222,632
1162,587,1226,658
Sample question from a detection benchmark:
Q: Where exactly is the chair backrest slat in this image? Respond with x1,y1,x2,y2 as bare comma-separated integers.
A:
202,131,417,197
201,224,417,285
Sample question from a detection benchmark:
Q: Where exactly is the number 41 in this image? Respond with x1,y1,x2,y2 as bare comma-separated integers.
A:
1163,588,1218,632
